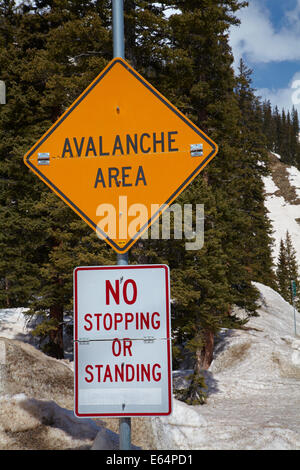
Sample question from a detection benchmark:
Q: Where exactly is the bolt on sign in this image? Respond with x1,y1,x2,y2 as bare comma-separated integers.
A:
24,58,218,253
74,264,172,417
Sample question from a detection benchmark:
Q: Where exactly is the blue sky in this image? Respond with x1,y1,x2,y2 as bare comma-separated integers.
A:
229,0,300,113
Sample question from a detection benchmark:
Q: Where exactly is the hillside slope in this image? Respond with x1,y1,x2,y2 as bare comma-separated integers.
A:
151,282,300,449
0,281,300,450
263,152,300,262
1,157,300,450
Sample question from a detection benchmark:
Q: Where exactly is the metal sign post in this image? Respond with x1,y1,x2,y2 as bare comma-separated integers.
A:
113,0,125,59
112,0,131,450
117,252,130,449
0,81,5,104
118,254,131,451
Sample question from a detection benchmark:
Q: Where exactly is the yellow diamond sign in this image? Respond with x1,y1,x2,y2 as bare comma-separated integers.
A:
24,58,218,253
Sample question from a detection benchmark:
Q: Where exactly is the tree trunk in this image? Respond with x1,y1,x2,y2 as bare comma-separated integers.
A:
187,331,214,404
49,304,64,359
199,329,214,370
5,277,10,307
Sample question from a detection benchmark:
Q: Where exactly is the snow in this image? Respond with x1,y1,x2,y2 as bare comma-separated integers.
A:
1,154,300,449
264,190,300,262
150,282,300,450
287,166,300,199
0,307,30,340
262,156,300,263
0,281,300,450
263,174,279,194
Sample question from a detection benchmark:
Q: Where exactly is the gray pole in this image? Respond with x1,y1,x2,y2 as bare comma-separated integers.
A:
117,252,131,451
113,0,125,59
112,0,131,451
0,81,6,105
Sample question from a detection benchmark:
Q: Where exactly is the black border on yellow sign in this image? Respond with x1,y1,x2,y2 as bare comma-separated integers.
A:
24,58,218,253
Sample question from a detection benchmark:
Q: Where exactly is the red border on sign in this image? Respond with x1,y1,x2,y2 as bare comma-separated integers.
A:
73,264,172,418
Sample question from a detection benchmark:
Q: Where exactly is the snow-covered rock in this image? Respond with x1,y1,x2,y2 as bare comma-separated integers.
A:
149,399,207,450
149,282,300,450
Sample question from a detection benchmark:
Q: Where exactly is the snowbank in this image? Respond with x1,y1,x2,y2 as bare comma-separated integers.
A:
149,399,207,450
0,334,105,450
1,281,300,450
149,282,300,450
0,308,30,340
0,393,101,450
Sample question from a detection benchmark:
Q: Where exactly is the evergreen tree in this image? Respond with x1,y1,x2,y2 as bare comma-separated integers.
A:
160,2,269,321
168,179,244,402
264,103,300,169
233,59,275,288
285,231,300,309
280,109,288,160
291,106,300,168
0,0,114,357
0,0,46,308
273,105,282,156
276,238,290,301
276,231,300,310
127,0,256,401
262,100,275,151
132,178,244,404
0,0,277,400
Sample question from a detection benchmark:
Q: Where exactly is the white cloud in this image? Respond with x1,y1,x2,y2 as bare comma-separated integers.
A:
257,86,296,110
256,71,300,113
285,0,300,33
229,0,300,66
229,1,300,111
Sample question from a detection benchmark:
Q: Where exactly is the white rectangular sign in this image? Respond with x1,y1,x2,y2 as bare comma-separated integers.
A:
74,264,172,417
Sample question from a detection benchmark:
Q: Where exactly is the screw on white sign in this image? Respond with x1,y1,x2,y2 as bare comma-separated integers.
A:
74,264,172,417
